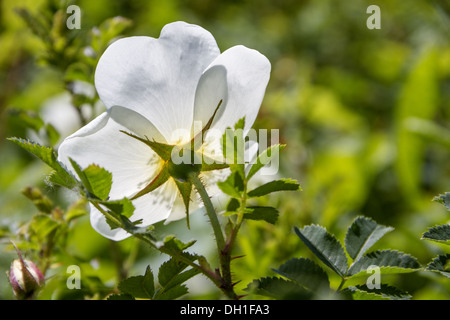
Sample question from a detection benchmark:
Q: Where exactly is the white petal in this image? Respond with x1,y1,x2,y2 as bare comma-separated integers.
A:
57,108,163,200
194,45,271,135
95,21,220,142
89,204,131,240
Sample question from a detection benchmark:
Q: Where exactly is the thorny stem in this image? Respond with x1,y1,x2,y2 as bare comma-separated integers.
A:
91,201,225,297
189,173,239,300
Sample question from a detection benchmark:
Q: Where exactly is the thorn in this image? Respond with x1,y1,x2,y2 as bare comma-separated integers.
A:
232,280,242,287
231,255,246,260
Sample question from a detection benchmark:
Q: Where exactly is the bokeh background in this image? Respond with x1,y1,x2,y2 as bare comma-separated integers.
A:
0,0,449,299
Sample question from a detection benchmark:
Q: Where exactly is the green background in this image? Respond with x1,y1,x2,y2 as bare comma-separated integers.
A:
0,0,449,299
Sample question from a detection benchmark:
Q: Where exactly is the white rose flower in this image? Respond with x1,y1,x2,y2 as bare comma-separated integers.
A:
57,21,271,241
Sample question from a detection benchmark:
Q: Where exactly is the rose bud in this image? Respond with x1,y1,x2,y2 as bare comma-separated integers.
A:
8,250,45,300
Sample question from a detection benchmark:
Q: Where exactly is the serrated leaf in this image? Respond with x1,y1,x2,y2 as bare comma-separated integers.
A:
426,254,450,278
345,216,394,261
8,138,76,189
30,214,59,241
344,284,411,300
247,144,286,180
226,198,240,212
101,198,135,219
65,198,88,222
247,178,301,197
82,164,112,201
243,206,279,224
272,258,329,291
347,250,421,277
294,225,348,277
68,159,113,200
217,170,244,198
154,285,189,300
421,224,450,244
118,266,155,299
433,192,450,210
245,277,313,300
158,257,199,292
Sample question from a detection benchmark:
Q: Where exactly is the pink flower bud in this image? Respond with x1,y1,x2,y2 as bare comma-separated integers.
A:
8,248,45,300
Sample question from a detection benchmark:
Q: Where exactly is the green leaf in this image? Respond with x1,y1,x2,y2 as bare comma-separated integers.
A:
243,206,279,224
82,164,113,201
272,258,329,291
64,198,88,222
245,277,313,300
190,99,223,151
421,224,450,244
21,186,54,214
155,257,200,300
217,170,244,198
347,250,421,277
157,257,199,291
101,198,135,219
29,214,60,241
345,216,394,261
68,159,113,200
154,285,189,300
247,178,301,197
118,266,155,299
161,235,197,254
247,144,286,180
344,284,411,300
226,198,240,212
433,192,450,210
426,254,450,278
8,138,76,189
294,225,348,277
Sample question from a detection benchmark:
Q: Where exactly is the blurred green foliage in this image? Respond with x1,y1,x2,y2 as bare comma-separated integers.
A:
0,0,449,299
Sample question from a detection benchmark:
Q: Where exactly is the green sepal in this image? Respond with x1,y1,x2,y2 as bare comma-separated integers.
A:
272,257,330,292
174,180,193,229
189,99,223,151
131,163,170,200
120,130,174,161
217,170,244,199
